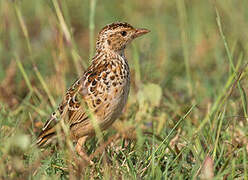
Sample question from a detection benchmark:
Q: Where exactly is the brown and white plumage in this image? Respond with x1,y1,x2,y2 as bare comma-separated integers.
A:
37,22,150,158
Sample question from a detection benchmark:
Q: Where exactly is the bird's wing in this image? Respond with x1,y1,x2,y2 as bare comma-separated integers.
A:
36,77,89,146
36,61,109,146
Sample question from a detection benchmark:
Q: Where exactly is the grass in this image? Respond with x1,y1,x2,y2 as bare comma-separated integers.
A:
0,0,248,179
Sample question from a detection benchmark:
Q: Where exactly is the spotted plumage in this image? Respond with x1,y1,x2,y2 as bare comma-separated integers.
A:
37,22,150,160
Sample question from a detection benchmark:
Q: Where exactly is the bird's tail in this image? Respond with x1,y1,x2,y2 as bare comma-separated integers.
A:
36,107,62,147
36,127,57,147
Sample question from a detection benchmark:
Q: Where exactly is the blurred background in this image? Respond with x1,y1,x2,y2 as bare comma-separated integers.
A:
0,0,248,179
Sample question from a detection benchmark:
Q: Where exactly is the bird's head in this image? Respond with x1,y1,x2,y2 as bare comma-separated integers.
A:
96,22,150,52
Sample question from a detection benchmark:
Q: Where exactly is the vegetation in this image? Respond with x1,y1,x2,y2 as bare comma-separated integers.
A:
0,0,248,179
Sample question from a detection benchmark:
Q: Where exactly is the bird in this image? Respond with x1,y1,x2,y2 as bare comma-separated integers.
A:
37,22,150,162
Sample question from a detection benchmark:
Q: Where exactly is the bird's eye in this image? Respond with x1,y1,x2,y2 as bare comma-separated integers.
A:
121,31,127,36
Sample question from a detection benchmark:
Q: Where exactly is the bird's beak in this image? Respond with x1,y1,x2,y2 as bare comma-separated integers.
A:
133,28,150,38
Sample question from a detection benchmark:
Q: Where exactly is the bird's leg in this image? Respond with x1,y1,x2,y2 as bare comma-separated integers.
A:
75,136,93,165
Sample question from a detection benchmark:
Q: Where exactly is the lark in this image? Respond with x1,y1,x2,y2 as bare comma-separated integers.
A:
37,22,150,161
